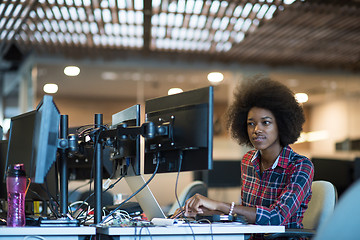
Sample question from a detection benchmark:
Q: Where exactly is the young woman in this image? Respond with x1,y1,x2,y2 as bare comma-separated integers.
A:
183,76,314,229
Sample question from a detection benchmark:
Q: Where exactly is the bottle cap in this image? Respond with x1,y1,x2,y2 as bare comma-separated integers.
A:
7,164,26,177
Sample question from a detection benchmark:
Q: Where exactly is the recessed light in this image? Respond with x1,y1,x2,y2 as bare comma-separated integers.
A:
295,93,308,103
64,66,80,76
101,71,118,80
207,72,224,83
168,88,183,95
43,83,58,94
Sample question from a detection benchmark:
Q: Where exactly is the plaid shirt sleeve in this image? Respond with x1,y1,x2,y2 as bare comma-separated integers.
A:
242,146,314,228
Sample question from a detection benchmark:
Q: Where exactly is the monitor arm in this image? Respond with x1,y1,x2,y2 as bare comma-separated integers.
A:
98,121,173,141
57,134,78,152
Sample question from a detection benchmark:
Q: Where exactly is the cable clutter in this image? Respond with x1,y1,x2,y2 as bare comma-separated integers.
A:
3,87,216,230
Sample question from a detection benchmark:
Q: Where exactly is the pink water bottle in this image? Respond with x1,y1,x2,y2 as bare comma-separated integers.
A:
6,164,27,227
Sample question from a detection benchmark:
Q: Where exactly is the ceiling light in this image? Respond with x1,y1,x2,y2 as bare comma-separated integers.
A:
207,72,224,83
101,71,117,80
168,88,183,95
64,66,80,76
43,83,58,94
295,93,308,103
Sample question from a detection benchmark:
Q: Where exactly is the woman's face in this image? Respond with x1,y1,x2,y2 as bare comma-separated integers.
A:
247,107,281,152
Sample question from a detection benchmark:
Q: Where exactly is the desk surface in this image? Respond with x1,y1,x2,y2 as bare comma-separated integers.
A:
0,226,96,235
98,222,285,235
0,224,285,240
0,226,96,240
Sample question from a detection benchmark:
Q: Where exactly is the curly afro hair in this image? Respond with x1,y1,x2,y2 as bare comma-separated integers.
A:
225,75,305,147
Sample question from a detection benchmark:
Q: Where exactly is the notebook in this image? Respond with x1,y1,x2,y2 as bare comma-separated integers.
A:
124,166,166,221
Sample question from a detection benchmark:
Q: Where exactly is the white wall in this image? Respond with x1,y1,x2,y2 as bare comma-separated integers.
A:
309,95,360,158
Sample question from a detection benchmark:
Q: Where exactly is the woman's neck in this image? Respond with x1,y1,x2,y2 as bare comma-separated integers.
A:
259,145,283,168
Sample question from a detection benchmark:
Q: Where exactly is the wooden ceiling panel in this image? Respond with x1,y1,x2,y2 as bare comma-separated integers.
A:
0,0,359,71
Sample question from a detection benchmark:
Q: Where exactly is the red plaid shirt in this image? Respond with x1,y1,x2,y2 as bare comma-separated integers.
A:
241,145,314,228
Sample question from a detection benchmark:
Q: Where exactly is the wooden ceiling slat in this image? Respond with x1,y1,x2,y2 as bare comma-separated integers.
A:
0,0,38,57
210,0,232,54
43,2,72,49
143,0,151,53
227,3,349,62
0,0,359,71
51,0,74,49
79,1,94,48
0,0,11,21
56,0,68,22
0,0,22,39
111,0,120,24
32,4,55,52
91,0,105,37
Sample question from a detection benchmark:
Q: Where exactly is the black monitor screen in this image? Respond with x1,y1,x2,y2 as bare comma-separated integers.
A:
207,160,242,188
31,95,60,184
0,140,9,199
1,140,57,203
111,104,141,176
3,98,59,201
5,111,36,182
5,95,60,186
144,87,213,174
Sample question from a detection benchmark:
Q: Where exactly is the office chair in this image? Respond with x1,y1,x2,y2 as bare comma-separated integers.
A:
265,180,337,240
167,180,208,216
314,179,360,240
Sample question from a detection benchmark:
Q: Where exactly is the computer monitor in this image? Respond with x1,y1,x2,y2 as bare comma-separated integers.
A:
4,111,36,181
206,160,242,188
67,142,114,180
5,95,60,184
67,104,142,179
1,139,58,201
144,87,213,174
0,140,8,200
1,140,56,217
110,104,141,176
32,95,61,184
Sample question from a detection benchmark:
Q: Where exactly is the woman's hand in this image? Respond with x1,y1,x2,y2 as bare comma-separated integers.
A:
184,194,220,217
170,207,185,219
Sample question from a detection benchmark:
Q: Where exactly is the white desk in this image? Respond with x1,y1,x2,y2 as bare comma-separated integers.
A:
97,223,285,240
0,226,96,240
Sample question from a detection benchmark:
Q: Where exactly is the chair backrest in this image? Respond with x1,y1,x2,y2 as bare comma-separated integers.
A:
167,180,207,215
314,179,360,240
302,180,337,230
